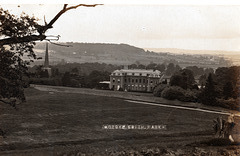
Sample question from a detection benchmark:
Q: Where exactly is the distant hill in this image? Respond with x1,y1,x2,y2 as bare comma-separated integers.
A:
145,48,240,65
32,42,232,68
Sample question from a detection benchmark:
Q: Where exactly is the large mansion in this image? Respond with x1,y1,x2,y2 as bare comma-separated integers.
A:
109,69,164,92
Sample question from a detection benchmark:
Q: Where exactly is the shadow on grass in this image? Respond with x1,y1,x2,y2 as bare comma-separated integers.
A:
199,138,240,146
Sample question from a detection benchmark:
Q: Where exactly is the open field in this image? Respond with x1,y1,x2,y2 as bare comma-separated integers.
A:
0,86,240,155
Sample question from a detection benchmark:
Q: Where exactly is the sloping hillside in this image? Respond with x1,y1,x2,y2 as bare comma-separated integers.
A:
33,42,230,68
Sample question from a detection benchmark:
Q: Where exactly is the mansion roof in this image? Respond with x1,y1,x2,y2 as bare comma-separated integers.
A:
111,69,162,77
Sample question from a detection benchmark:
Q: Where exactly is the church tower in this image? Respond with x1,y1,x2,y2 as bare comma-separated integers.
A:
42,42,52,77
44,42,49,67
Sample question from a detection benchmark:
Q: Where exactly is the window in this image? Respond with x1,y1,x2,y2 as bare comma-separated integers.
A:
143,79,145,83
139,73,142,76
132,73,135,76
139,79,142,83
125,79,127,83
136,79,138,83
132,79,134,83
112,78,115,83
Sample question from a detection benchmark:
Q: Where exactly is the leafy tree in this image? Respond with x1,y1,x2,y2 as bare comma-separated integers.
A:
62,72,71,86
175,64,182,72
200,73,218,106
161,86,185,100
166,63,175,76
52,68,60,77
0,8,37,106
165,63,181,76
156,63,165,72
39,70,49,78
204,68,214,75
223,81,234,100
215,66,240,98
128,64,137,69
199,74,207,88
0,4,101,46
71,67,79,74
138,64,146,69
170,69,195,90
153,84,168,97
215,67,229,87
0,4,101,106
146,63,157,70
86,70,110,88
186,66,204,76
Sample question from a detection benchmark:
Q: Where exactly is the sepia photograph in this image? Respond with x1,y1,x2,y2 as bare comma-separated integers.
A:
0,0,240,155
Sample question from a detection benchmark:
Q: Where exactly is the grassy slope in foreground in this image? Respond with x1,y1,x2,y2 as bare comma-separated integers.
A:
0,87,236,155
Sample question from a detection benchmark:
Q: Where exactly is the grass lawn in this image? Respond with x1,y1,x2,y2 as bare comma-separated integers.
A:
0,87,237,155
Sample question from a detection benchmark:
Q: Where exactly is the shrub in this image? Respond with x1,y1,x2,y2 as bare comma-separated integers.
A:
161,86,199,102
216,98,240,110
70,79,80,87
29,78,62,86
178,89,199,102
118,87,124,91
153,84,168,97
161,86,185,100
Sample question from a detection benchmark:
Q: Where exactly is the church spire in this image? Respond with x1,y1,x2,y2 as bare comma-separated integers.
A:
44,42,49,67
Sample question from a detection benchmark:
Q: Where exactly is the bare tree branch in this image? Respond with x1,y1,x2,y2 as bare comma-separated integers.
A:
0,35,46,46
63,4,68,10
0,4,103,46
44,4,102,33
44,15,47,25
48,41,73,47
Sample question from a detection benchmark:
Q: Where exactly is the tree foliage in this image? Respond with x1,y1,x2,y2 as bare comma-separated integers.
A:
0,8,37,106
0,4,101,46
200,73,218,106
0,4,101,106
165,63,181,76
170,69,196,90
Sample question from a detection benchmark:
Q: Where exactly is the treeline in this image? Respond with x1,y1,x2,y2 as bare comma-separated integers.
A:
153,66,240,110
29,62,121,76
128,62,214,76
28,63,115,89
27,62,239,110
28,62,215,89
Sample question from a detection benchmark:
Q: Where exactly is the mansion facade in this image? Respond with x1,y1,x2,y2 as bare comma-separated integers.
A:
109,69,163,92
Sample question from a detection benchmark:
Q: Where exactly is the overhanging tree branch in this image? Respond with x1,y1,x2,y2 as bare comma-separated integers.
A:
0,4,102,46
43,4,102,34
0,35,46,45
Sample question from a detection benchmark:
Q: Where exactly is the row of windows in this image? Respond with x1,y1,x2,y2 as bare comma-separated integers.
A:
112,84,154,91
113,73,146,76
126,85,153,91
112,78,158,84
127,78,146,83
